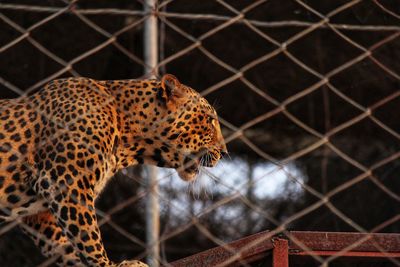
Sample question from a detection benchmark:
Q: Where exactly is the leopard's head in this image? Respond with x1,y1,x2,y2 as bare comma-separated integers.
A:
154,74,227,181
116,74,227,181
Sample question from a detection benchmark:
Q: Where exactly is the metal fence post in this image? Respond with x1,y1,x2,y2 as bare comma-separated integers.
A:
273,238,289,267
144,0,159,266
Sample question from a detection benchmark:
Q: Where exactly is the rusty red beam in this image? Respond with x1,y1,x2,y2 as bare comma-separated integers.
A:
169,231,400,266
293,250,400,257
169,230,273,267
273,238,289,267
288,231,400,254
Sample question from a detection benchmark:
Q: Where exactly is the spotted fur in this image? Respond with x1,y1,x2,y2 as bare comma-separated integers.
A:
0,74,226,266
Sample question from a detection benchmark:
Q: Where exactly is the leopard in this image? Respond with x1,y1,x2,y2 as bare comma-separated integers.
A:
0,74,226,266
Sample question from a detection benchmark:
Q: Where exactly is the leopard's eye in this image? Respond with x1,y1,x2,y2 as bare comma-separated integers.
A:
208,116,218,129
208,116,216,125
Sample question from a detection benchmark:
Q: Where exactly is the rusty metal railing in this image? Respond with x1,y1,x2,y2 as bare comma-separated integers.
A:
170,231,400,267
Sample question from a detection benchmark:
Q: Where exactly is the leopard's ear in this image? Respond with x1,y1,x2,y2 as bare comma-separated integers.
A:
160,74,183,102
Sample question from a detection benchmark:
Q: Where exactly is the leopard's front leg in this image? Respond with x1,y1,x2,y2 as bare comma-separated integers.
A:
34,170,147,267
22,210,84,266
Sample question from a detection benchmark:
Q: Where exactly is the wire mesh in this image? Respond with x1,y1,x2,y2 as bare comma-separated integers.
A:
0,0,399,266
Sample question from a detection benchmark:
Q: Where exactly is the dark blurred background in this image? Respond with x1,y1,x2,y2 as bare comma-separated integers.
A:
0,0,399,266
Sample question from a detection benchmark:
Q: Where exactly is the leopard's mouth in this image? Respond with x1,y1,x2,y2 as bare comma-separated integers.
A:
177,150,217,181
178,155,199,181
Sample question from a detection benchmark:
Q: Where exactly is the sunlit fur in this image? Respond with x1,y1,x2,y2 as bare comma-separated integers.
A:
0,73,226,267
109,74,227,182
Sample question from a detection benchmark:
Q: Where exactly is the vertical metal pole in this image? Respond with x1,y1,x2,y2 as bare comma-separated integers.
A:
145,166,159,267
144,0,158,77
144,1,159,267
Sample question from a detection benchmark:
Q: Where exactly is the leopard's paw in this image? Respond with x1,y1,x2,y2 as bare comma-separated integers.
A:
118,260,149,267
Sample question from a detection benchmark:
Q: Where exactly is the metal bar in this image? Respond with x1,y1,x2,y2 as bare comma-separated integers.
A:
289,231,400,253
144,0,159,267
145,166,160,267
144,0,158,77
293,251,400,257
170,231,400,266
170,230,274,267
273,238,289,267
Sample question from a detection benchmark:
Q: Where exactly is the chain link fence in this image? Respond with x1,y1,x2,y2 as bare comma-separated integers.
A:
0,0,399,266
